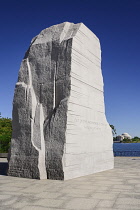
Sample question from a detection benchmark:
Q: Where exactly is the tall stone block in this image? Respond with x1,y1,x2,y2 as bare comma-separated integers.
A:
8,22,114,180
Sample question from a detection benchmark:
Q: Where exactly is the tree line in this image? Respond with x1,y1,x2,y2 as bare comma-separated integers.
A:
0,113,12,153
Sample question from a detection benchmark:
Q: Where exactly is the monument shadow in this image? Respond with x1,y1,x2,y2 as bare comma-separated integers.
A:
0,160,8,176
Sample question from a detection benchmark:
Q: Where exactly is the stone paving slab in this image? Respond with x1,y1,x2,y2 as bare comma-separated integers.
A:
0,157,140,209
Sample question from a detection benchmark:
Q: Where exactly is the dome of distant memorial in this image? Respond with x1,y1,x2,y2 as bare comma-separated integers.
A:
121,133,132,139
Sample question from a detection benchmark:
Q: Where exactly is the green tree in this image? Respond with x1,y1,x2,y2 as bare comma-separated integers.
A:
131,136,140,143
110,124,117,137
133,136,140,140
0,113,12,153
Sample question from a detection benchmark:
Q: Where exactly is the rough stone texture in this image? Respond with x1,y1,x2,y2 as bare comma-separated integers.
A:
8,22,114,180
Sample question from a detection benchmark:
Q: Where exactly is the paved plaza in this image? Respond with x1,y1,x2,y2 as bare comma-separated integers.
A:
1,157,140,210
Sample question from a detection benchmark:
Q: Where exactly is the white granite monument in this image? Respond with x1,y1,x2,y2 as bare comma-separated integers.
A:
8,22,114,180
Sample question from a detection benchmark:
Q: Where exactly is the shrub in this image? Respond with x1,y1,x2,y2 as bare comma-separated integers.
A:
0,113,12,153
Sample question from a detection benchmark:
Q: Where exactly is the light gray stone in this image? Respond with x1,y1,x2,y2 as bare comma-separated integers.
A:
1,157,140,210
64,198,99,209
8,22,114,180
97,200,115,208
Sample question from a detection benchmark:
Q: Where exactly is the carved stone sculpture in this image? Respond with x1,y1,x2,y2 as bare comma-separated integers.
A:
8,22,114,180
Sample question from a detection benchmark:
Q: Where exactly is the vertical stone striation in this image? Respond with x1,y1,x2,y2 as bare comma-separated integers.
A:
8,22,114,180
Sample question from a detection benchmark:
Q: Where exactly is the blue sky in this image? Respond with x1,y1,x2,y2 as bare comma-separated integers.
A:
0,0,140,137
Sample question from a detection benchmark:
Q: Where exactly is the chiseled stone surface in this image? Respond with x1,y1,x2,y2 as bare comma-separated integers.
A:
8,22,113,180
1,157,140,209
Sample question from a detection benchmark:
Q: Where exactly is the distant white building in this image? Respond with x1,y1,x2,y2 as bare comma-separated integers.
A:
116,135,124,142
121,133,132,139
115,133,132,142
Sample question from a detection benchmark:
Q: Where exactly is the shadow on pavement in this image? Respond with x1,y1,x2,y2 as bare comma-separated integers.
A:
0,162,8,175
